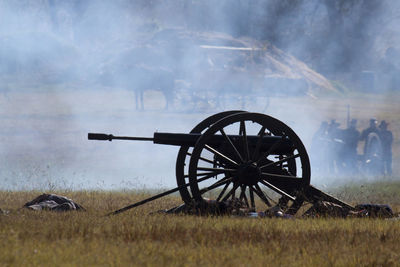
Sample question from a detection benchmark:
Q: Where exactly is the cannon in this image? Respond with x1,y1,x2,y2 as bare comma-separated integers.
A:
89,111,354,216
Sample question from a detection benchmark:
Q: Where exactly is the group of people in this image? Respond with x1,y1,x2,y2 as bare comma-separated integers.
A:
311,118,393,176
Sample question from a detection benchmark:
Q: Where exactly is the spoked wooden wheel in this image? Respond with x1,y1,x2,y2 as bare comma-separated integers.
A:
188,112,311,215
175,110,247,204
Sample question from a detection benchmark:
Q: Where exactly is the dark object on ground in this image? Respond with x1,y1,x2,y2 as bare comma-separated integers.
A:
23,194,85,212
160,198,293,218
160,199,397,219
0,208,10,215
355,204,394,218
303,201,395,218
163,198,256,216
303,201,353,218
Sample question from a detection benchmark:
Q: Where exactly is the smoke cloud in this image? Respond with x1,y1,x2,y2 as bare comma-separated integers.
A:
0,0,399,190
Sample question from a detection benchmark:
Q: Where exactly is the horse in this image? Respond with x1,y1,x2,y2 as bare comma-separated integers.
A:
131,65,175,110
99,63,175,110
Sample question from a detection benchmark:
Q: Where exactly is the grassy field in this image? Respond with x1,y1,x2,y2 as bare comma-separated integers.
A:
1,186,400,267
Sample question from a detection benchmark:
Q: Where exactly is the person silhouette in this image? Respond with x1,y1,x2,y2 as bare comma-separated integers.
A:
378,120,393,175
360,118,381,175
341,119,360,174
311,121,329,173
360,118,378,141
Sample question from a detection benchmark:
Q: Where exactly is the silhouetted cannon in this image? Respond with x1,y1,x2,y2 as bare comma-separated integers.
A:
89,111,354,216
88,132,295,154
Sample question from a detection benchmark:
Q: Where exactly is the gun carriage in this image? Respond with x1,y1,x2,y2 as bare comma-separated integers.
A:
89,111,353,215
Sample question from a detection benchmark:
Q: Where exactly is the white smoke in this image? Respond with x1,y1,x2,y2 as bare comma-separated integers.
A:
0,0,399,190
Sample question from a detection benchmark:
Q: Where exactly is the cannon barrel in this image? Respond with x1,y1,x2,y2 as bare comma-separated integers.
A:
88,132,294,154
88,133,153,142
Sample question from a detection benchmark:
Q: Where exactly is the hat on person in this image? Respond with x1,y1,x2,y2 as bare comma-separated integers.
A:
330,119,340,127
379,120,389,129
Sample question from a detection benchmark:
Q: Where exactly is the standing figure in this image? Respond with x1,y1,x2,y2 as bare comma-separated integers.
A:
379,120,393,176
327,120,344,174
360,118,382,175
341,119,360,174
360,118,379,146
311,121,329,174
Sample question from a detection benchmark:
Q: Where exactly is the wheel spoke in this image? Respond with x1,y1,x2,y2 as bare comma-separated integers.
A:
260,172,301,180
239,185,249,208
232,184,238,200
199,176,233,194
252,126,266,161
193,173,223,184
259,180,296,201
220,129,244,163
196,167,237,173
259,154,300,169
186,151,226,168
205,145,239,167
184,172,209,178
184,171,222,178
252,184,272,207
239,120,250,161
249,187,255,209
222,183,239,202
216,181,231,201
260,173,304,196
188,171,225,181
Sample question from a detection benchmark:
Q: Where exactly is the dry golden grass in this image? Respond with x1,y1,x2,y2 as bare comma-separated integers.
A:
1,189,400,266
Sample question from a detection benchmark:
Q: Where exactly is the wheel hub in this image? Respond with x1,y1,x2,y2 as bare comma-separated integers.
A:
236,161,261,186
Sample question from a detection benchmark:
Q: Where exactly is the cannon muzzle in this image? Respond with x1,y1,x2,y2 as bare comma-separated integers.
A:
88,133,113,141
88,133,154,142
